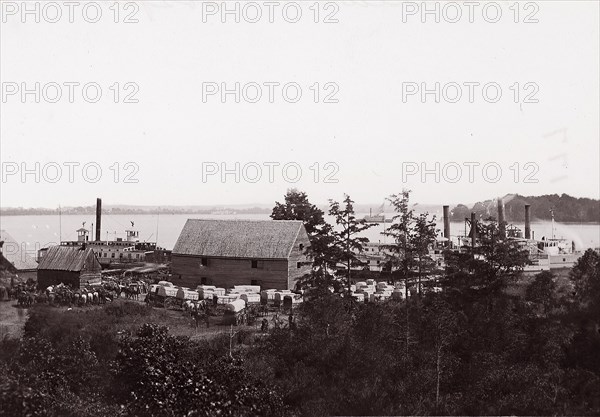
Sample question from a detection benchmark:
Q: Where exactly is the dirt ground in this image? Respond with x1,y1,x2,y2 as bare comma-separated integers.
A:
0,297,283,342
3,270,570,341
2,270,574,341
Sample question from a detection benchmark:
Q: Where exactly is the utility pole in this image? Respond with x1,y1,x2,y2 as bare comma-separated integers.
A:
229,324,239,359
347,210,351,294
156,209,160,247
471,212,477,255
550,208,556,239
58,205,62,242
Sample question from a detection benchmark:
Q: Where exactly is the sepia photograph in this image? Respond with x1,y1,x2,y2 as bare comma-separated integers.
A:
0,1,599,416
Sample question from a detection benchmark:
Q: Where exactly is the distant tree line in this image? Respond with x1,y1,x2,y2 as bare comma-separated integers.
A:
451,193,600,223
0,206,272,216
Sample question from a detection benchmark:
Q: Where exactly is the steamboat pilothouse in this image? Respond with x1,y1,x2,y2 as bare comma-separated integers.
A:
59,224,160,267
38,198,168,267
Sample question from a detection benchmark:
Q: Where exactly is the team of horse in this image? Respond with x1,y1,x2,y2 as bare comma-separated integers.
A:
103,279,148,301
0,280,36,302
13,284,115,308
1,278,150,309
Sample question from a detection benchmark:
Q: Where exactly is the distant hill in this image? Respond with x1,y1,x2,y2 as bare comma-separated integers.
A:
450,194,600,223
0,205,272,216
0,202,440,216
3,195,597,222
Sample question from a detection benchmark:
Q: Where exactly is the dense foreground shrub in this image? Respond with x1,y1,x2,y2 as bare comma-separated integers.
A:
114,323,285,417
0,304,285,417
2,248,599,417
244,274,600,416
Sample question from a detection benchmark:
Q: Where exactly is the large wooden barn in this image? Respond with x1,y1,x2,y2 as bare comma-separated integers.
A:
171,219,312,290
37,246,102,289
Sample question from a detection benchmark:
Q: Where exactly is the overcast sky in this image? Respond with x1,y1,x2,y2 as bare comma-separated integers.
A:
1,0,598,208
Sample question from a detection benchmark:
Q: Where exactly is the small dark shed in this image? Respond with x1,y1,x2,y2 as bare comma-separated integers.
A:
37,246,102,289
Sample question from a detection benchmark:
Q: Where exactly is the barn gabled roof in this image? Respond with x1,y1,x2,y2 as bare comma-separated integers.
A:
0,230,38,271
173,219,307,260
37,246,99,272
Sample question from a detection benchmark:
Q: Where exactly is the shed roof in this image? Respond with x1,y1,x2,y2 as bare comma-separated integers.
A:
37,245,99,272
0,230,38,271
173,219,307,259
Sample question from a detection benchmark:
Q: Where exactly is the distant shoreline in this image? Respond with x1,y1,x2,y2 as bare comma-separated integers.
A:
0,212,598,225
2,192,599,223
0,209,272,216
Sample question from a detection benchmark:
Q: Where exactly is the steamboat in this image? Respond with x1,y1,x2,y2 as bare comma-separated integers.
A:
437,201,580,272
38,198,169,267
363,205,392,223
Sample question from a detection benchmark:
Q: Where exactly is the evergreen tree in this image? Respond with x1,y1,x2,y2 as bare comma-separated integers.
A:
526,271,558,314
411,212,439,295
328,195,374,293
442,219,529,306
570,249,600,312
271,189,335,270
382,191,438,296
382,191,414,294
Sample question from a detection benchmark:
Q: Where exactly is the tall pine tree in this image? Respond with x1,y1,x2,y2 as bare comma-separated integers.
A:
328,195,374,293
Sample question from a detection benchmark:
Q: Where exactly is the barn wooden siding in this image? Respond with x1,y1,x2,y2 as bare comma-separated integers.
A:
287,229,312,289
172,255,291,290
38,270,79,289
38,268,101,290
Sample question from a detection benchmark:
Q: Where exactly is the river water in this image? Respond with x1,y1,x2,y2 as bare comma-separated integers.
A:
1,213,598,255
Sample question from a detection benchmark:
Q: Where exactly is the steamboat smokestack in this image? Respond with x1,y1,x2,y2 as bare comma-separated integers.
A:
471,212,477,249
443,205,451,247
497,198,506,239
524,204,531,239
95,198,102,242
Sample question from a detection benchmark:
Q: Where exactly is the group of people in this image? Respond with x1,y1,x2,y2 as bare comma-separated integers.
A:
184,301,296,331
0,279,36,303
260,312,297,332
189,304,211,329
102,277,149,300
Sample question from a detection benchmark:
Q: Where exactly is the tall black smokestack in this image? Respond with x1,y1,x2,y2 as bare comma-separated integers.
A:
95,198,102,242
443,205,451,247
524,204,531,239
497,198,506,239
471,212,477,249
